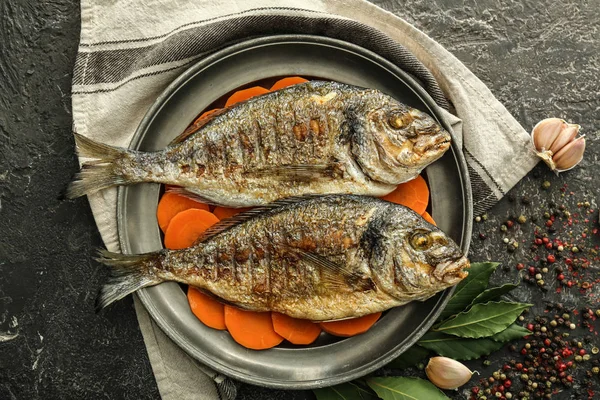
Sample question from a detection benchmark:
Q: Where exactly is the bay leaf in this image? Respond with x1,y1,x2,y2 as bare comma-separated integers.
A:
491,323,531,342
387,345,430,369
314,382,378,400
367,377,449,400
417,331,504,361
434,301,532,338
437,262,499,321
471,282,519,305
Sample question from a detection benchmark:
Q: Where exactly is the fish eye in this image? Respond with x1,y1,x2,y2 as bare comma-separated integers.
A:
410,232,433,250
387,111,406,129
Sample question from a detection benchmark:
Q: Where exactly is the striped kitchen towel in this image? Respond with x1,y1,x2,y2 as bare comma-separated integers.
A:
71,1,539,399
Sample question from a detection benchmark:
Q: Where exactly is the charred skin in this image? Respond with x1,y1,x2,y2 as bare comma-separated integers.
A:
114,82,450,207
149,196,467,321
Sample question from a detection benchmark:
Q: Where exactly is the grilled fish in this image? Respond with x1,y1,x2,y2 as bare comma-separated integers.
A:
97,195,468,321
67,81,451,206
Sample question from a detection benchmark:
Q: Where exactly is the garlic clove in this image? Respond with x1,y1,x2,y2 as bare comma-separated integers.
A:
549,123,580,154
425,356,474,390
553,137,585,172
532,118,565,152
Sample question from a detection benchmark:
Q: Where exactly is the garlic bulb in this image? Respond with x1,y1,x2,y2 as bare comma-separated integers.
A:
531,118,585,172
425,356,474,390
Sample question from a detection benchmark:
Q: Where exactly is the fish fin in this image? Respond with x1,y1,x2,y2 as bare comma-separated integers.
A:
95,249,163,311
170,108,230,144
294,249,376,292
193,195,324,243
65,133,129,198
245,164,340,181
292,250,352,290
165,187,223,207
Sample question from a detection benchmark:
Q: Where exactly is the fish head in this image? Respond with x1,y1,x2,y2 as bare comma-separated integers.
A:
351,94,451,184
369,208,468,300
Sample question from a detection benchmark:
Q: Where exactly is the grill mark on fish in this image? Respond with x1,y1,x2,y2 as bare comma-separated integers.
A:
273,105,285,166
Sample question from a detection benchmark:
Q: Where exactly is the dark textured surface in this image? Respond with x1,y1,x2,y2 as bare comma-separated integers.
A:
0,0,597,399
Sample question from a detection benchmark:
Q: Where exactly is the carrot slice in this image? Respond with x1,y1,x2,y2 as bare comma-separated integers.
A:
422,211,437,226
192,108,221,125
163,209,220,249
319,313,382,337
270,77,309,91
187,287,226,330
157,192,210,233
271,312,321,345
212,206,252,220
224,306,284,350
225,86,270,107
381,175,430,215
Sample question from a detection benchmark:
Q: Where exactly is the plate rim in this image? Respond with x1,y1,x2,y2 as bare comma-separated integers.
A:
118,34,473,389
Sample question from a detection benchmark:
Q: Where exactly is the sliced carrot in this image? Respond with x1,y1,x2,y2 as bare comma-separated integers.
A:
212,206,252,220
422,211,437,226
163,209,220,249
225,86,270,107
381,175,430,215
270,76,309,91
157,192,210,233
271,312,321,345
187,287,226,330
319,313,382,337
192,108,221,125
224,306,284,350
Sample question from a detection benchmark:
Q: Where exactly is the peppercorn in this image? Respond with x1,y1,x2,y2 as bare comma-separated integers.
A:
542,181,551,189
593,367,600,374
518,215,527,224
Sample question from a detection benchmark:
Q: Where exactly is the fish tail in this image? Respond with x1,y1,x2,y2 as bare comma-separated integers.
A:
65,133,129,198
95,249,163,311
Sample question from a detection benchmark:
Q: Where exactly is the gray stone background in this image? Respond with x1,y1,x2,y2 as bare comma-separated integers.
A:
0,0,598,399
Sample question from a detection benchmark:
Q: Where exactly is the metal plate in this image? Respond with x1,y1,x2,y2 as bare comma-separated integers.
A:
117,35,472,389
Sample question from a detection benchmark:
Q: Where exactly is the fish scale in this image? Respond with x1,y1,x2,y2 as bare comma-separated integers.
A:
95,196,469,320
94,195,469,320
67,81,451,208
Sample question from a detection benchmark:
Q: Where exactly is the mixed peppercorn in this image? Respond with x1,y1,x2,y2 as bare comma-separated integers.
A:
467,179,600,399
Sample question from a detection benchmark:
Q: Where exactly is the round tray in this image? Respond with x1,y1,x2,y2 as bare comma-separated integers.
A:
117,35,472,389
